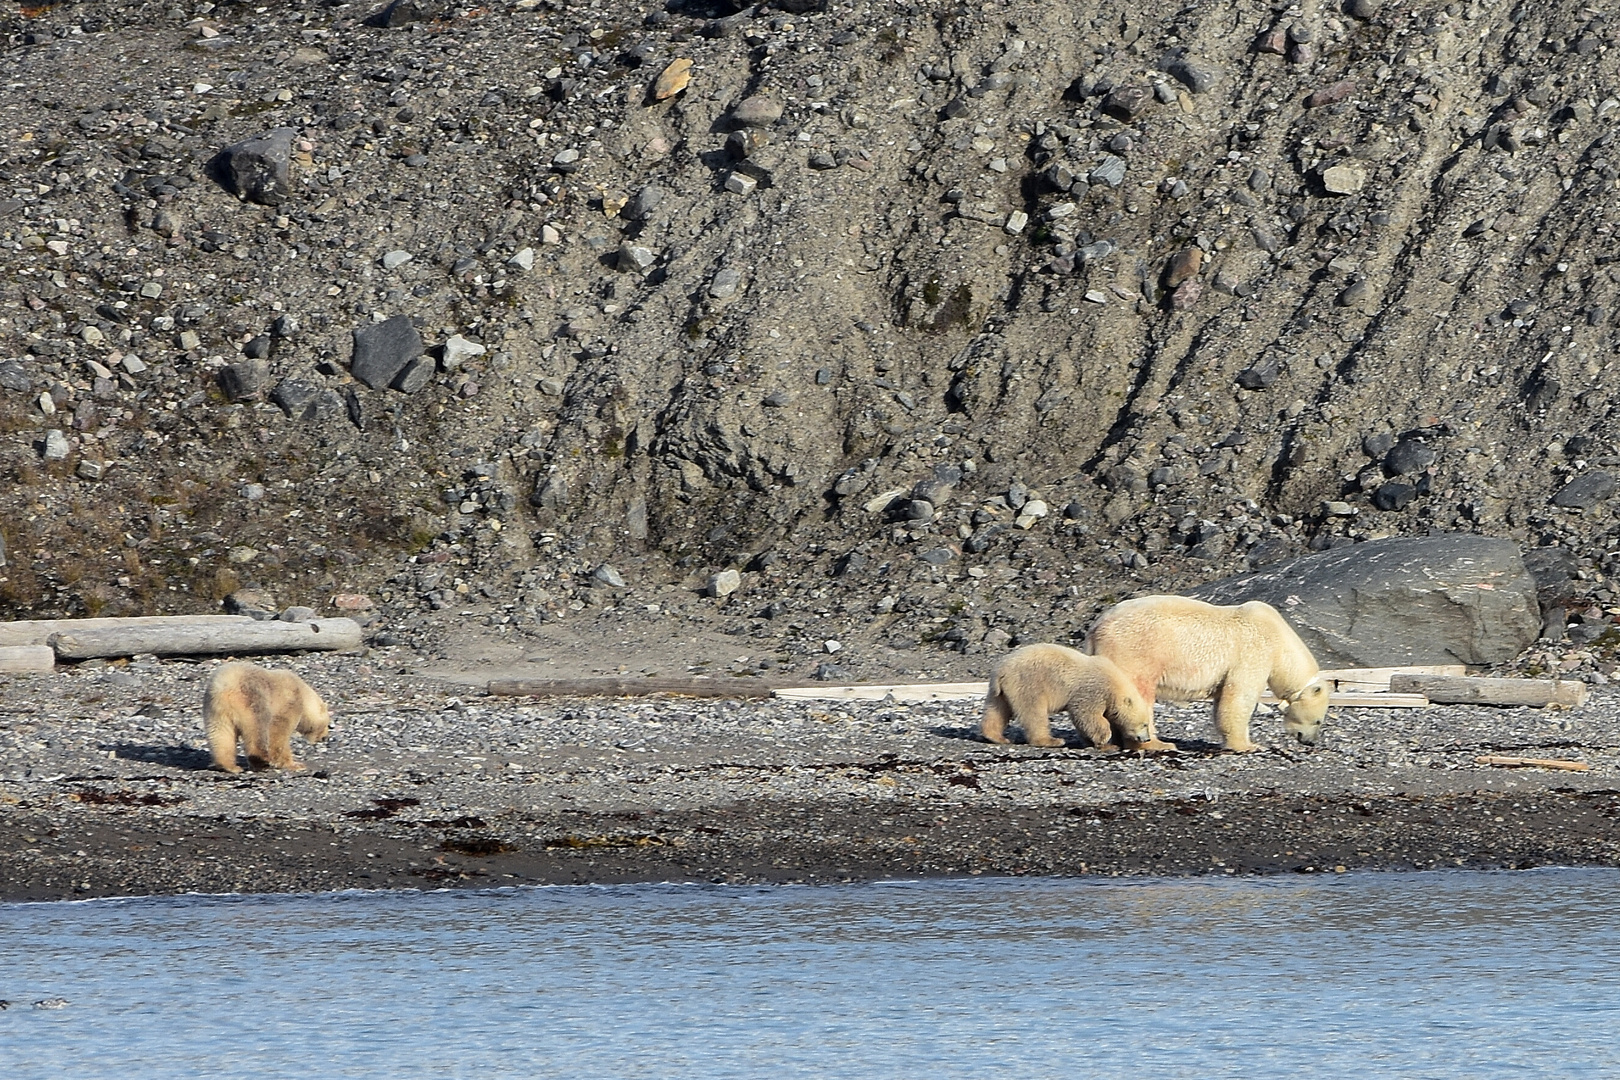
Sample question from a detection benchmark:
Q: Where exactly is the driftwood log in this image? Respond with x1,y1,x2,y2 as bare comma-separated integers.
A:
0,615,254,649
1389,674,1588,708
487,677,780,699
47,617,363,660
1475,755,1591,772
0,645,55,674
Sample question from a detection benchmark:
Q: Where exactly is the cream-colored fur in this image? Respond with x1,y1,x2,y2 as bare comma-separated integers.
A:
203,662,331,773
1084,596,1329,752
981,643,1154,750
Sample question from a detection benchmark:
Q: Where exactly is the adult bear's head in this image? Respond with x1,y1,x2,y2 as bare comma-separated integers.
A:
1282,679,1329,745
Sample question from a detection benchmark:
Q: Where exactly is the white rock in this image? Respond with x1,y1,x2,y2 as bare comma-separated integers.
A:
724,172,758,196
707,569,742,598
508,247,535,271
824,639,843,654
863,487,909,514
1004,210,1029,235
382,250,413,270
442,334,487,370
1322,163,1366,195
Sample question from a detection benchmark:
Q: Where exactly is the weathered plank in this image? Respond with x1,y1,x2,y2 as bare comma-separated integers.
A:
0,645,55,674
0,615,254,649
487,677,780,699
774,682,1433,707
1475,755,1590,772
1389,674,1587,708
1319,665,1467,692
774,682,989,703
48,618,363,660
1262,691,1431,708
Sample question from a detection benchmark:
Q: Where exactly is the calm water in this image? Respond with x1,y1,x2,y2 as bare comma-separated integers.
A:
3,870,1619,1078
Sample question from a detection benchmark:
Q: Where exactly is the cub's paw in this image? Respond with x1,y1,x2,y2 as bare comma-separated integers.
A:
1027,736,1066,748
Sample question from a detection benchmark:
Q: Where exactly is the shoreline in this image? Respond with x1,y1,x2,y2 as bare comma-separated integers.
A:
7,790,1620,904
4,652,1620,903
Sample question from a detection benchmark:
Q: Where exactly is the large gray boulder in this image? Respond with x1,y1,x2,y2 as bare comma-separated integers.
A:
1190,534,1540,667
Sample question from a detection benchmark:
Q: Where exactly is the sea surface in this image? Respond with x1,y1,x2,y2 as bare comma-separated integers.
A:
3,869,1618,1078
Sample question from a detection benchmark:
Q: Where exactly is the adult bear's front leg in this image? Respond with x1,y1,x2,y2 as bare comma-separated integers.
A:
1213,682,1264,752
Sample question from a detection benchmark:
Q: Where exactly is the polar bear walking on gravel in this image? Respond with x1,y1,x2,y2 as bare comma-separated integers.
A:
1084,596,1330,753
203,662,331,773
981,643,1154,750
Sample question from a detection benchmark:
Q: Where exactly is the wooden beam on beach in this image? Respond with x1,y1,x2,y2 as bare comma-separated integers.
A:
47,617,363,660
1389,674,1588,708
1474,755,1590,772
773,682,988,703
0,615,254,649
775,683,1431,707
1319,665,1466,692
0,645,55,674
487,677,780,699
1262,691,1431,708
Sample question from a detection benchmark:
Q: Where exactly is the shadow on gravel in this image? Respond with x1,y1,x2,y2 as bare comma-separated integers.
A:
925,723,985,743
102,742,216,771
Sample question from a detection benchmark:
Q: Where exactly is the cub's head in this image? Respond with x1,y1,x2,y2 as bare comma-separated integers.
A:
1282,680,1330,745
298,689,331,743
1109,689,1154,747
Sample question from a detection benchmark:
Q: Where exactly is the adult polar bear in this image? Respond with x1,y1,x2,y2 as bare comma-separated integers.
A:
1085,596,1330,752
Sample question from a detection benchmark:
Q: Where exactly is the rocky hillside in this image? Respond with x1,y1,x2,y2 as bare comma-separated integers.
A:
2,0,1618,670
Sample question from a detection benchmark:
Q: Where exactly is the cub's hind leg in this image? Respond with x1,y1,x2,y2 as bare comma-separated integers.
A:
981,691,1013,744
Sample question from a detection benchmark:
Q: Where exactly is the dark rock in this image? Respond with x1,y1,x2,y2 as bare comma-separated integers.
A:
1101,84,1152,121
224,588,278,620
1384,438,1435,476
1166,58,1217,94
1568,621,1609,645
0,360,31,392
1372,481,1415,511
1236,363,1277,390
243,334,272,360
1521,546,1581,591
1551,471,1615,510
900,499,935,522
344,385,366,431
392,354,436,394
814,662,852,681
270,378,317,419
218,359,270,402
366,0,436,28
351,315,423,390
210,128,296,206
920,547,955,565
1346,0,1379,18
1191,534,1541,667
1363,431,1396,457
912,464,962,506
622,184,665,221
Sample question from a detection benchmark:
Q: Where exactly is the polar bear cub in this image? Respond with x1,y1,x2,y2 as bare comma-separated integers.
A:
981,643,1154,750
1085,595,1329,752
203,662,331,773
